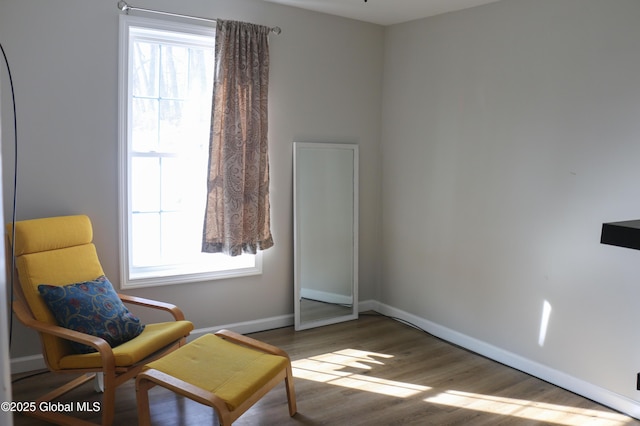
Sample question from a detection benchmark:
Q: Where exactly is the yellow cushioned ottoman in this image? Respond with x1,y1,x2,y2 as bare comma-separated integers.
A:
135,332,297,426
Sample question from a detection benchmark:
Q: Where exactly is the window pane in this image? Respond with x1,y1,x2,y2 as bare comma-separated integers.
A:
160,211,193,263
189,48,214,95
161,156,207,241
132,41,159,98
158,99,186,152
132,98,159,152
160,157,182,212
160,45,189,99
160,156,207,212
132,157,160,212
132,212,160,266
189,48,215,139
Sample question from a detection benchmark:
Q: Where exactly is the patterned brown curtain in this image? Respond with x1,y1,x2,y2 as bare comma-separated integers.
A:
202,20,274,256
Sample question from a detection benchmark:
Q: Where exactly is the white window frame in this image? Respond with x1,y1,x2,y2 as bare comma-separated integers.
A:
118,15,262,289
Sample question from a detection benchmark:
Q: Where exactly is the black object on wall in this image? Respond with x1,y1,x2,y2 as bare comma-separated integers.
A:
601,220,640,251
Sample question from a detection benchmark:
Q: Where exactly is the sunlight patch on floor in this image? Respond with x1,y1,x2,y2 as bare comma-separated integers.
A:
292,349,430,398
292,348,633,425
425,390,632,425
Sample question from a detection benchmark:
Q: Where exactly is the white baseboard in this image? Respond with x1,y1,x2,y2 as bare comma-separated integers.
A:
358,299,377,313
11,354,46,374
10,300,640,421
368,301,640,421
191,313,295,339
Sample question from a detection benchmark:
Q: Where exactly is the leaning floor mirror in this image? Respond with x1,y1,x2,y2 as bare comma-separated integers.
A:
293,142,358,331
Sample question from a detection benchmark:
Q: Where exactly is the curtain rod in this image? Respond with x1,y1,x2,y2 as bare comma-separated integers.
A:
116,1,282,35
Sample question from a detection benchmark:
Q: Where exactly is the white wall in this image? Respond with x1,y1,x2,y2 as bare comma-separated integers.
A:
0,0,383,366
382,0,640,411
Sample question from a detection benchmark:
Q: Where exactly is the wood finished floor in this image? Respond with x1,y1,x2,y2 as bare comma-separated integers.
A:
10,313,640,425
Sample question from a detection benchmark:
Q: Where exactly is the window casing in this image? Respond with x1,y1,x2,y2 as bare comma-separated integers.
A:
118,15,261,289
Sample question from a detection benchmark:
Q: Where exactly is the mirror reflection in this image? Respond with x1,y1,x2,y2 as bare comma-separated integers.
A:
294,142,358,330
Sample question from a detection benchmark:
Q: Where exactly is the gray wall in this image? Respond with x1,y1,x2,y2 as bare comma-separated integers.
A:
382,0,640,403
0,0,383,361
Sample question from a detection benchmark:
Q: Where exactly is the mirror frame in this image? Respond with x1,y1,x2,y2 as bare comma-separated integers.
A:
293,142,359,331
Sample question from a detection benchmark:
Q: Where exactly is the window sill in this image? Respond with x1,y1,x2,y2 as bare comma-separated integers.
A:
120,258,263,289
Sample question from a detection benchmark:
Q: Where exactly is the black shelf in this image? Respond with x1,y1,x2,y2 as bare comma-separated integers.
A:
601,220,640,251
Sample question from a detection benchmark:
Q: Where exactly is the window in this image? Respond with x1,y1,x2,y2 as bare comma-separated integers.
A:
118,15,261,289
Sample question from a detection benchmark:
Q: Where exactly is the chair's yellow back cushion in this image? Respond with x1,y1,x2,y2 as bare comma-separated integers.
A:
8,215,105,370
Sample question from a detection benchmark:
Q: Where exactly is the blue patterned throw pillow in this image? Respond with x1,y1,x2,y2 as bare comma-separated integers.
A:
38,276,145,354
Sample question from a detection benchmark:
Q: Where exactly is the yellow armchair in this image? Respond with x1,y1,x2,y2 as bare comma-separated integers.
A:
7,215,194,425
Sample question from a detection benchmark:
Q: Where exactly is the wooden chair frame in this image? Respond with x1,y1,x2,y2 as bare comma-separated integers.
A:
11,277,189,426
136,329,297,426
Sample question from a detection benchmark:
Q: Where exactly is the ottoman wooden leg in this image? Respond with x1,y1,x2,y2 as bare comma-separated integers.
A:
285,364,297,417
136,375,155,426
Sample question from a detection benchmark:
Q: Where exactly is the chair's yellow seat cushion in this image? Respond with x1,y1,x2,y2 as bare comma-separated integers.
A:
143,334,288,411
58,320,194,369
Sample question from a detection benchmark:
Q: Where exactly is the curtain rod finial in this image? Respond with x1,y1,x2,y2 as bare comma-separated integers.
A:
271,26,282,35
117,1,130,12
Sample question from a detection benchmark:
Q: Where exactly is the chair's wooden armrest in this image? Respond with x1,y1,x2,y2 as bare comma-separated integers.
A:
118,293,186,321
214,329,290,359
12,299,115,366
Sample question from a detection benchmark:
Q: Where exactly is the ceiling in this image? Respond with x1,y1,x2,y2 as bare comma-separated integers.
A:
262,0,504,26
